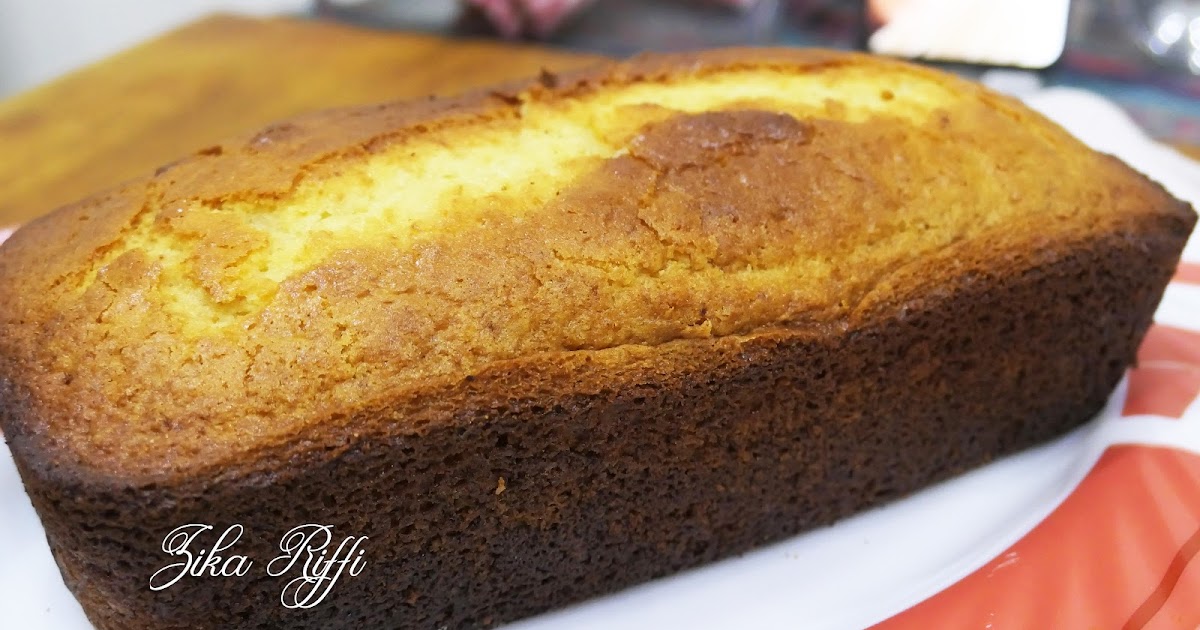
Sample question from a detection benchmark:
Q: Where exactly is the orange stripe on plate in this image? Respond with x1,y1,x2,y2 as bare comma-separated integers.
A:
1136,325,1200,366
1123,325,1200,418
873,446,1200,630
1143,538,1200,630
1123,523,1200,630
1123,365,1200,419
1173,262,1200,286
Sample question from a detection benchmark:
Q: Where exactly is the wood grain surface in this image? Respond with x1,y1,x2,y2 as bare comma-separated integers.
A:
0,15,597,226
0,13,1195,228
1174,143,1200,162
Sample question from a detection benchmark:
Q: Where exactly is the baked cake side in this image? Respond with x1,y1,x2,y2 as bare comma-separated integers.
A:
0,49,1194,629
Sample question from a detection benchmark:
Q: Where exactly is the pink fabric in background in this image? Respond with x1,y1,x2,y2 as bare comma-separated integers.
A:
467,0,595,38
466,0,760,38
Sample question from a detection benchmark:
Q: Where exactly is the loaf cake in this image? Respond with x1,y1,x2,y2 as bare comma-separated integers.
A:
0,48,1194,629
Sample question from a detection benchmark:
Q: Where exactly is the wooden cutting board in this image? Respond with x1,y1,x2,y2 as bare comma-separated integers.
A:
0,15,598,226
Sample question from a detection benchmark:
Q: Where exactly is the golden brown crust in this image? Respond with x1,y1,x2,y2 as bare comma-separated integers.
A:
0,48,1195,629
3,48,1192,481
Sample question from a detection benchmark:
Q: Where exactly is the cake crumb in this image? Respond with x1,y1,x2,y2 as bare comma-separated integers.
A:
495,477,507,495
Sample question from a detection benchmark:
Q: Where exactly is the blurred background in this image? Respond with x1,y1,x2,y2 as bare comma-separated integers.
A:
0,0,1197,142
0,0,306,97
